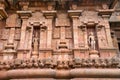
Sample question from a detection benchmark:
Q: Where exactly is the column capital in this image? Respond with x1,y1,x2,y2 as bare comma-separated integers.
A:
98,9,114,17
42,10,56,19
17,11,32,19
68,10,82,18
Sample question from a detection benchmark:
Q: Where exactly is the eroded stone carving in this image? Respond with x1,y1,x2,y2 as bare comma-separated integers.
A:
88,32,96,50
0,1,119,80
0,57,119,70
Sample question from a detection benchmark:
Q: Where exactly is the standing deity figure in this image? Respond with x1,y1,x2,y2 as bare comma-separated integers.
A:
32,32,39,52
88,32,96,50
33,37,39,51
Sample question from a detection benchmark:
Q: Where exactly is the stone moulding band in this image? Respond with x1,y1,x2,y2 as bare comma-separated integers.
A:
1,69,120,79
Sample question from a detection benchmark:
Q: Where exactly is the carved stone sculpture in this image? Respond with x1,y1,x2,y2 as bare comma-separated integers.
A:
0,0,119,80
88,32,96,50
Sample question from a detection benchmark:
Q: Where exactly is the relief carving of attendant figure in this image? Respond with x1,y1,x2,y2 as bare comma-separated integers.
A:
88,32,96,50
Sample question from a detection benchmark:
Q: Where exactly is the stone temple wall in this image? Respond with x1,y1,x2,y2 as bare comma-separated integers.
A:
0,0,120,80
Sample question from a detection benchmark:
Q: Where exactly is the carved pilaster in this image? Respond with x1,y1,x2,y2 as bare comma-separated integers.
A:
17,11,32,59
68,10,82,49
98,9,114,48
79,24,88,49
43,10,56,49
68,10,83,59
98,9,117,58
39,24,47,49
17,11,31,49
38,11,56,59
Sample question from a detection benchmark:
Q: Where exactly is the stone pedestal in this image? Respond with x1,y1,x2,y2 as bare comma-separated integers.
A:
89,50,99,58
32,51,38,59
68,10,82,49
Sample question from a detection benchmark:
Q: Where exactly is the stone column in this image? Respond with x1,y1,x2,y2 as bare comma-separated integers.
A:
43,11,56,49
102,15,113,48
17,11,32,59
98,9,114,48
68,10,82,49
19,19,28,49
72,17,79,48
68,10,82,59
40,11,56,59
46,19,52,49
98,9,116,58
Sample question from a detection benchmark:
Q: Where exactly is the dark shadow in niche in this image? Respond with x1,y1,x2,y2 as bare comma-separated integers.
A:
118,43,120,51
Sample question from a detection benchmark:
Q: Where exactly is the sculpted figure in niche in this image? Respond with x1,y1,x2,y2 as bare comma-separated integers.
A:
33,38,39,51
88,32,96,50
33,32,39,51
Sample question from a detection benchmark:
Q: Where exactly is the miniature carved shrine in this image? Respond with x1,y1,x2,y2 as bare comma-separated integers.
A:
0,0,120,80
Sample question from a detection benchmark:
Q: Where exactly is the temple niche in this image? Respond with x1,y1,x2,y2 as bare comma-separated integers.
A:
74,10,116,59
23,12,48,59
0,0,120,80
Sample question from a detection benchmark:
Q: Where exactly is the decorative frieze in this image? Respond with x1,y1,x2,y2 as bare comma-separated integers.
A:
0,57,119,70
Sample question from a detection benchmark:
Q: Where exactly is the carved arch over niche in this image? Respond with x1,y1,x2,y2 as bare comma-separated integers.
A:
28,12,45,22
27,11,47,30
